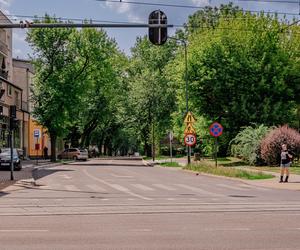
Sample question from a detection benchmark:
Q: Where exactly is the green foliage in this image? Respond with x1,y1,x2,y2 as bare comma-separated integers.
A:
179,6,300,152
230,124,271,165
261,125,300,165
28,5,300,159
27,15,127,158
160,162,181,168
126,36,178,156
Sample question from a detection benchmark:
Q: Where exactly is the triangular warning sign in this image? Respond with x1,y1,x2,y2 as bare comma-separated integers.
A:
184,111,196,124
184,124,196,134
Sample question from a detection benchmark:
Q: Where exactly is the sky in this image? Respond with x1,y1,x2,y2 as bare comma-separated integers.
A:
0,0,299,59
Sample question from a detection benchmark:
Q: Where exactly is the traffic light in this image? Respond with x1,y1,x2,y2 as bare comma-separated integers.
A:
9,105,16,118
148,10,168,45
9,117,18,130
9,105,18,131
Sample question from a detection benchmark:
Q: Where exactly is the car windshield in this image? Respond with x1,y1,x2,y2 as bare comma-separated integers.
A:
0,148,18,157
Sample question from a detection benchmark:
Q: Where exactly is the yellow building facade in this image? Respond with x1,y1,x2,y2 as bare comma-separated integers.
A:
28,119,50,158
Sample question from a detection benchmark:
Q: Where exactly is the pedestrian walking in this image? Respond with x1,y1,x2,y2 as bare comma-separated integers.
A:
279,144,293,183
43,146,48,160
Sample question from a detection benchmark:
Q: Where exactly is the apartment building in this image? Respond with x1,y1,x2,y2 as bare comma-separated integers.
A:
0,10,19,149
13,58,51,158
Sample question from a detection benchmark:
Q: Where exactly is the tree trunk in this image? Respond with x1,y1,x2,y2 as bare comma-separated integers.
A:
50,133,57,162
144,140,152,157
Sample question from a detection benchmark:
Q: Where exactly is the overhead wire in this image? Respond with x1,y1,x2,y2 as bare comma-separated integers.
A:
2,13,300,36
95,0,300,16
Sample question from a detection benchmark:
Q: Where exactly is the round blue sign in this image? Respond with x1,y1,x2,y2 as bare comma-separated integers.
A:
209,122,223,137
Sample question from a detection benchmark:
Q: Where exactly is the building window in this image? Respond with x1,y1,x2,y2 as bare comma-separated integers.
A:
8,85,12,96
15,91,20,108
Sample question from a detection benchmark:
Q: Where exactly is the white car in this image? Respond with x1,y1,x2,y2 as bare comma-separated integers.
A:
58,148,88,161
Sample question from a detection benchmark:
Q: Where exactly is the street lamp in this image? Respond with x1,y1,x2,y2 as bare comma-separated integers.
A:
168,37,190,164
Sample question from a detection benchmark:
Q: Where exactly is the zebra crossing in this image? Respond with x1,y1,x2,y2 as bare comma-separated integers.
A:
35,180,268,201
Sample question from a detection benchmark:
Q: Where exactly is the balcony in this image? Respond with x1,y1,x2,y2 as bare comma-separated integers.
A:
0,69,8,80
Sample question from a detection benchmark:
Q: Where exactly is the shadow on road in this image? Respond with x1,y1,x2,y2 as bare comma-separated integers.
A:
0,191,9,197
33,169,74,180
70,163,149,168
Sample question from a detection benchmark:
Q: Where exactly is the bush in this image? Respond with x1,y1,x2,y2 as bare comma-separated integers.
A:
260,125,300,165
230,124,271,165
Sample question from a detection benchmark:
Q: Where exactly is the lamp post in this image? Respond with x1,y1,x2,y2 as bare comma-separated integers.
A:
168,37,190,164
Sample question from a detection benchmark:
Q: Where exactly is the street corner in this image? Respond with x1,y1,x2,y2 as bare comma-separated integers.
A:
142,159,155,167
0,180,16,192
243,176,300,191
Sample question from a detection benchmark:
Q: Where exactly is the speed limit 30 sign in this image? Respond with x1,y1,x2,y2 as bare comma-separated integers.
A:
184,133,197,146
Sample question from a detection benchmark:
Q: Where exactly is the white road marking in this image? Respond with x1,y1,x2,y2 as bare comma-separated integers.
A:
83,169,152,201
86,184,107,192
111,174,133,178
167,198,175,201
131,184,155,191
239,184,269,191
0,229,49,232
110,184,130,192
65,185,80,192
131,229,152,232
152,184,176,191
176,184,224,197
203,228,250,231
217,183,248,191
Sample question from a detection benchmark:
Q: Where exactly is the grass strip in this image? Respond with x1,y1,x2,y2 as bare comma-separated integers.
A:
160,162,181,168
184,164,274,180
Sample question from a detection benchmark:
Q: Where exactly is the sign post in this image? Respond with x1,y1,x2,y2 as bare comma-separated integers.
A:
184,112,196,164
209,122,223,167
34,129,41,165
169,131,173,162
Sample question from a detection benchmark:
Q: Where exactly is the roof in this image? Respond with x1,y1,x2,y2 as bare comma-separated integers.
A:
13,58,35,74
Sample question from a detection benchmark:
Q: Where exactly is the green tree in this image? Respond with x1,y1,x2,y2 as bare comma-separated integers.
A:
184,10,299,153
27,16,89,161
127,36,178,157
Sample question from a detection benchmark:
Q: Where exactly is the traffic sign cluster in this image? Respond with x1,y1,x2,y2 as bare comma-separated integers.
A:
184,112,196,146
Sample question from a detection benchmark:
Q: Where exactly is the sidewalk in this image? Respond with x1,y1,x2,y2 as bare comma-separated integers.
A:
0,159,62,191
150,157,300,191
242,168,300,191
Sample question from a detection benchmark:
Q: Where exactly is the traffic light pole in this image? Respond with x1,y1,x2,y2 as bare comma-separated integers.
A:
9,131,14,181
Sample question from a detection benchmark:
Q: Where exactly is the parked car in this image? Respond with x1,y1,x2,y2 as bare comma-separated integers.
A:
57,148,88,161
0,148,22,171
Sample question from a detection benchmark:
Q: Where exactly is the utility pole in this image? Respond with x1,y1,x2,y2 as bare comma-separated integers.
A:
168,37,190,164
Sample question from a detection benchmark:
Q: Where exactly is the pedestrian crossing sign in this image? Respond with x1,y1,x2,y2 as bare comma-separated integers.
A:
184,111,196,124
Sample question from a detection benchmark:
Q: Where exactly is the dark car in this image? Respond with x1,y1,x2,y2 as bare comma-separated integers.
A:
0,148,22,171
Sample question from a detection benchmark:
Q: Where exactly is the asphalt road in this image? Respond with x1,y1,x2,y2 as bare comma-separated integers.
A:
0,158,300,250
